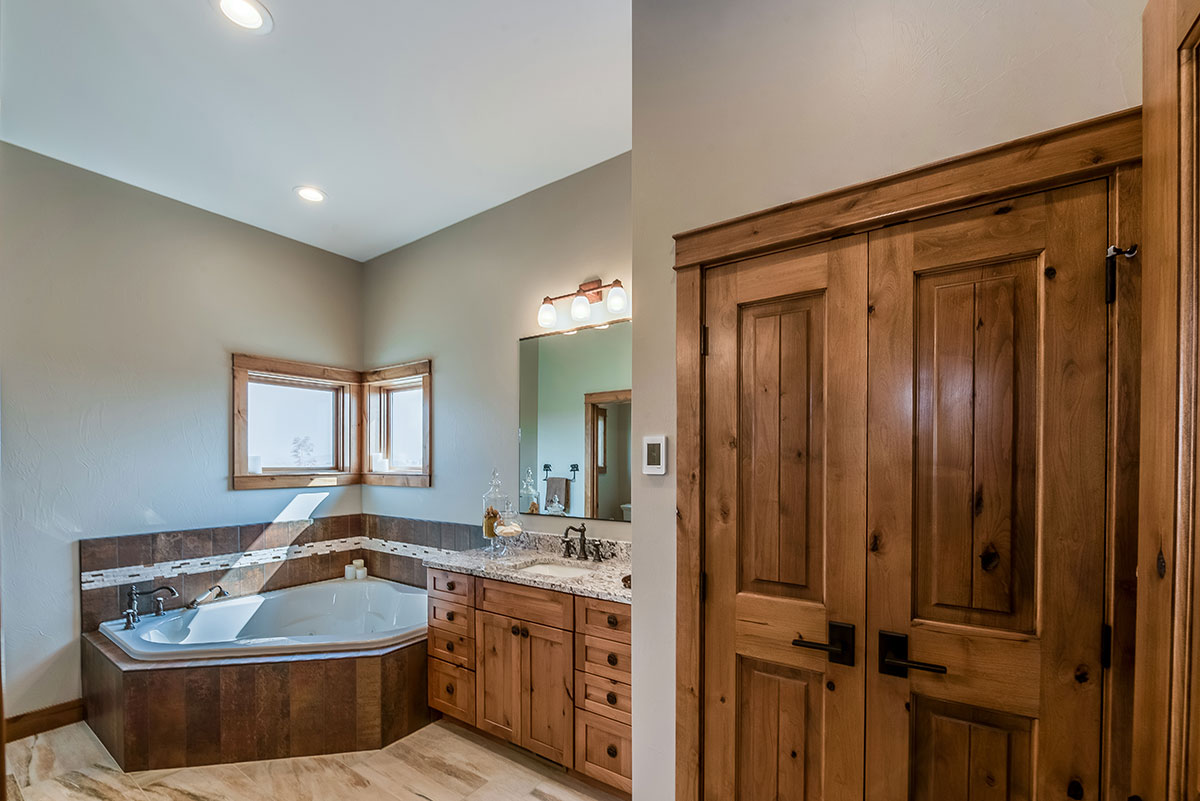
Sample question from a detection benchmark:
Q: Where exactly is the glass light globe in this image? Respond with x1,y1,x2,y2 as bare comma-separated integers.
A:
570,293,592,322
606,280,628,314
537,298,557,329
220,0,265,29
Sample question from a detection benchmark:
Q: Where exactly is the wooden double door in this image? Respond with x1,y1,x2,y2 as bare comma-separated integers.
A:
702,181,1110,799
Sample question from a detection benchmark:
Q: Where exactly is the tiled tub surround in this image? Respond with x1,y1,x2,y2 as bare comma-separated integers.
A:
81,631,429,771
78,514,490,630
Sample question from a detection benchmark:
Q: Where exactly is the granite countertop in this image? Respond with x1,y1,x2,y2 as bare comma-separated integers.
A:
422,532,631,605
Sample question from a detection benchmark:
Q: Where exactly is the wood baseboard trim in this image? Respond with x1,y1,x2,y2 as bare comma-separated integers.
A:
4,700,85,743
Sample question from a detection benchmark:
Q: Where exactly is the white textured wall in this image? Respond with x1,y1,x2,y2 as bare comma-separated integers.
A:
0,143,363,715
630,1,1143,797
362,153,632,542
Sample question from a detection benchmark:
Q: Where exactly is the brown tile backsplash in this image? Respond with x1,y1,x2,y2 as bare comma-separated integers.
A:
78,514,484,632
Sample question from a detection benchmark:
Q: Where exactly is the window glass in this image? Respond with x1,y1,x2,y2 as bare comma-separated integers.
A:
248,381,336,469
388,384,424,471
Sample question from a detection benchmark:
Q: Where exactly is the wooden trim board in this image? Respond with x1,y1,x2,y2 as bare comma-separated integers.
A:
673,107,1142,270
5,699,85,743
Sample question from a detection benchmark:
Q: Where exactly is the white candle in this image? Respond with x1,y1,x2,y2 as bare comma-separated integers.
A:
370,453,390,472
352,558,364,568
344,565,356,580
248,455,263,474
355,567,368,580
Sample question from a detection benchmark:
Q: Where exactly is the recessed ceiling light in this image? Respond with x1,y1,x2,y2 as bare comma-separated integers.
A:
295,186,326,203
212,0,274,33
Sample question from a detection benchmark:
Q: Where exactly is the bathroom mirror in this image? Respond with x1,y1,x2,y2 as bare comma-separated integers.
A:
518,321,632,522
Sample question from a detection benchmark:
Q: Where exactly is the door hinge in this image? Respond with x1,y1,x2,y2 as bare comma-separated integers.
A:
700,571,708,601
1106,244,1139,304
700,325,709,356
1100,623,1113,669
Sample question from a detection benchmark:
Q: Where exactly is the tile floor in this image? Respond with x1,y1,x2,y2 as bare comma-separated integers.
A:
5,720,623,801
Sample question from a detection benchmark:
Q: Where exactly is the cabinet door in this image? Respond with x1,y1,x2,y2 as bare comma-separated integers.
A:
520,620,574,766
701,235,868,800
866,184,1108,800
475,610,520,743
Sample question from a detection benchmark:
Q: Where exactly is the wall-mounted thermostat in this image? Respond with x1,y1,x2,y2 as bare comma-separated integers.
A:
642,435,667,475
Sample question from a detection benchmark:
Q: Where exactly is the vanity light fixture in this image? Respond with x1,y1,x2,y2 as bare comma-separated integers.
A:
295,185,326,203
213,0,274,33
535,279,631,330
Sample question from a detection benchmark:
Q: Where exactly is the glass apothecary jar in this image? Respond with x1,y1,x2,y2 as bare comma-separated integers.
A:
520,467,540,515
482,469,508,556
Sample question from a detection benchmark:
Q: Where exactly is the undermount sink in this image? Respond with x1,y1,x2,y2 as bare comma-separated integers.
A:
516,562,595,579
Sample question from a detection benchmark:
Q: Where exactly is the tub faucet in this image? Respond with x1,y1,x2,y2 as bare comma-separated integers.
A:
563,524,589,560
126,585,179,623
186,585,229,610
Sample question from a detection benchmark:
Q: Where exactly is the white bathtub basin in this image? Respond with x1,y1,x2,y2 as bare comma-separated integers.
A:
517,562,595,579
99,577,427,661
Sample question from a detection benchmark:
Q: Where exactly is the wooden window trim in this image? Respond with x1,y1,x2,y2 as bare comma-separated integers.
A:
672,108,1143,801
363,360,432,488
232,354,363,490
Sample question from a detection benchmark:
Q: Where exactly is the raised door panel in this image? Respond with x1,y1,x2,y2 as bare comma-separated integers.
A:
736,657,823,801
475,610,520,743
866,183,1108,801
914,260,1037,632
738,295,825,602
910,698,1031,801
520,620,573,766
702,235,867,801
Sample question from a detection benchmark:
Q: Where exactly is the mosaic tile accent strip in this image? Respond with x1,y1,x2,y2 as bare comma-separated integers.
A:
80,536,455,591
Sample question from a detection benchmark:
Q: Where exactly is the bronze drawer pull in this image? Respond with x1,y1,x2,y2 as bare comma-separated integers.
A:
521,627,530,638
446,611,455,622
607,653,619,666
445,683,454,696
511,625,520,636
607,614,619,627
606,691,618,705
606,745,618,758
446,580,456,591
446,642,455,653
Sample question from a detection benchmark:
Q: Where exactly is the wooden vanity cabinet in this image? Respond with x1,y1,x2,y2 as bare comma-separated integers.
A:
572,596,633,793
426,570,477,726
427,569,630,793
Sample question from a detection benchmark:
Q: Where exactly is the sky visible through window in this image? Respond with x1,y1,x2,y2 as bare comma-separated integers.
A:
388,385,423,471
248,381,336,469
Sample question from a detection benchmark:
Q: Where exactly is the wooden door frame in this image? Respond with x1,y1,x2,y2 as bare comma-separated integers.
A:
584,389,631,519
674,107,1143,801
1133,0,1200,796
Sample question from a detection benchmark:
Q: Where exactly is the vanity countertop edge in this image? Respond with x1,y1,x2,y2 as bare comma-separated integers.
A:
422,548,632,605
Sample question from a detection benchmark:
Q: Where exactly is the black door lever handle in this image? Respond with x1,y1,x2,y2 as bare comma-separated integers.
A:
791,621,855,666
878,631,947,677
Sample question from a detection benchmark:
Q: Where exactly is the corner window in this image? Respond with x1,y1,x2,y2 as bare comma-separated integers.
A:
364,360,432,487
232,354,361,489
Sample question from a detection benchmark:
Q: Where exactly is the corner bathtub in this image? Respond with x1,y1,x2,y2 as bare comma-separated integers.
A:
98,577,427,661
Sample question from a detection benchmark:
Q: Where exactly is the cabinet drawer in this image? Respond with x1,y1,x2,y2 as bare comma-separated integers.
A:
427,569,475,604
428,658,475,726
574,709,632,793
476,578,573,630
574,596,631,644
428,597,474,637
575,670,632,726
428,629,475,670
575,633,631,682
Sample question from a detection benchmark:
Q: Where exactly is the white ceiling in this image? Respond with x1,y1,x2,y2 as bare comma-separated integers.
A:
0,0,631,261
